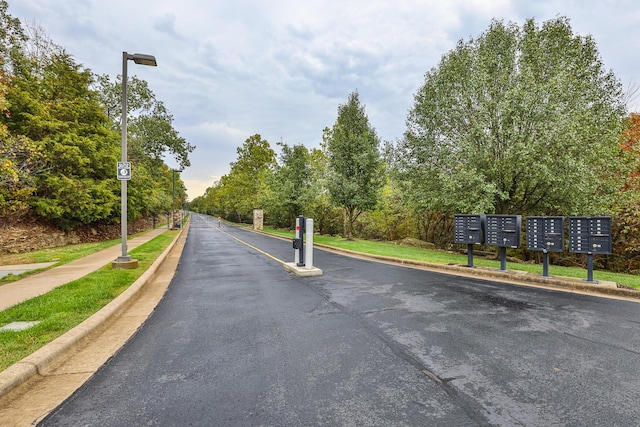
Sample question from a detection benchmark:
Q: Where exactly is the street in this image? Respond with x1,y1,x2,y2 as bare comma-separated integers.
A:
41,214,640,426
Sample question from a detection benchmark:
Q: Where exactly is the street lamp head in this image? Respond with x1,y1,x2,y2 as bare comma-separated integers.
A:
130,53,157,67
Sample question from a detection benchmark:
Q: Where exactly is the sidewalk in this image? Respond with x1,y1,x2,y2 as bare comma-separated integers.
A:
0,227,169,312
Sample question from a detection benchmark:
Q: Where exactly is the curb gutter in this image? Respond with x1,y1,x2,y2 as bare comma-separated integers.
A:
311,243,640,301
0,226,187,399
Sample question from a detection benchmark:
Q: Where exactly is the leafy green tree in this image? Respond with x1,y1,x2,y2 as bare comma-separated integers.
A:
0,11,188,230
394,17,627,216
190,180,221,216
0,0,26,75
218,134,276,222
0,133,42,222
95,70,194,223
264,142,321,228
94,74,195,169
323,90,384,239
3,45,121,229
0,2,36,222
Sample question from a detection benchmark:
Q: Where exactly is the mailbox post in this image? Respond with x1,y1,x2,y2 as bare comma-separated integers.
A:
485,215,522,271
569,217,612,283
454,214,485,267
305,218,314,269
285,216,322,277
526,216,564,277
293,215,306,267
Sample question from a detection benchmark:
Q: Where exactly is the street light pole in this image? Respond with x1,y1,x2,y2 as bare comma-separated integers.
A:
114,52,157,269
171,168,184,229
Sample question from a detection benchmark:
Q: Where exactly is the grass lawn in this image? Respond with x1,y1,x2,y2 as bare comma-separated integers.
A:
262,227,640,289
0,230,178,371
0,233,150,285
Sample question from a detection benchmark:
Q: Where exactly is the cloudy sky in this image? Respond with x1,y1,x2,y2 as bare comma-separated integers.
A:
8,0,640,199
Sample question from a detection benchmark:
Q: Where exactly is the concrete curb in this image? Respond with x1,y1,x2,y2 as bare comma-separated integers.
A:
314,243,640,301
228,226,640,300
0,226,187,399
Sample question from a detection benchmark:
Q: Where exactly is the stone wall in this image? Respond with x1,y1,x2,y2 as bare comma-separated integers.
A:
0,215,169,255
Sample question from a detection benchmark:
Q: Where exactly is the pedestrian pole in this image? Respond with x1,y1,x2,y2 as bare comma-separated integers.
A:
294,216,300,266
305,218,314,269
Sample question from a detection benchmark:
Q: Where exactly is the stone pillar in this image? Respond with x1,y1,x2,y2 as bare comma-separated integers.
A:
253,209,264,231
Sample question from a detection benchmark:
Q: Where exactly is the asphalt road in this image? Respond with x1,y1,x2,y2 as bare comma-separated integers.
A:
41,214,640,426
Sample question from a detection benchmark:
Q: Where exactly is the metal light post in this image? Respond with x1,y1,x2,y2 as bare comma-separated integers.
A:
114,52,157,269
171,168,183,229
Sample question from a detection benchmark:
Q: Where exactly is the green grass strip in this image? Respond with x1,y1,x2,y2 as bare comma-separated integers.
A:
263,228,640,289
0,230,168,285
0,230,178,372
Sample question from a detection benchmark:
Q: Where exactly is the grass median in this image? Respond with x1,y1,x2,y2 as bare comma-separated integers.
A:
0,239,123,285
0,230,178,372
262,228,640,290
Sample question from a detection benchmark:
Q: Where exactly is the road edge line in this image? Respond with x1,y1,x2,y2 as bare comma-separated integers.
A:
0,226,187,399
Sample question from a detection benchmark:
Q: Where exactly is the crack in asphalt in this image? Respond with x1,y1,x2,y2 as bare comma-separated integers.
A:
563,331,640,356
302,281,496,427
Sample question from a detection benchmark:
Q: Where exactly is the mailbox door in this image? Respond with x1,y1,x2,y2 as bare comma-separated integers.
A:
454,214,484,244
486,215,521,248
569,217,590,253
589,235,612,254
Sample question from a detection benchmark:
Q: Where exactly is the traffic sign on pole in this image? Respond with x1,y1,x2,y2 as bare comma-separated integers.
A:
117,162,131,180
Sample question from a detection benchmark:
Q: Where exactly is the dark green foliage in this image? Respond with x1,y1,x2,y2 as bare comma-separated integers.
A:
393,17,627,217
0,7,190,229
323,90,385,239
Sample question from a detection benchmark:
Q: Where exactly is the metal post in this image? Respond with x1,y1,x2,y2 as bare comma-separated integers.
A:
305,218,314,269
542,250,550,277
172,169,175,229
585,253,597,283
114,52,156,269
297,215,305,267
467,243,474,267
294,216,300,266
499,247,507,271
118,52,130,262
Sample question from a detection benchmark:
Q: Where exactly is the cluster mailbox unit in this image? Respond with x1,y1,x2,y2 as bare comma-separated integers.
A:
485,215,522,271
568,217,612,283
453,214,485,267
526,216,564,278
454,214,612,282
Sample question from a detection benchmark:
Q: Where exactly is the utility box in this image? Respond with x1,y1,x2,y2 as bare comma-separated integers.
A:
485,215,522,248
569,217,612,254
454,214,485,245
292,238,303,250
526,216,564,252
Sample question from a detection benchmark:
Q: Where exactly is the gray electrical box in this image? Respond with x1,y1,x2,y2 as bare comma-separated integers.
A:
454,214,485,245
526,216,564,252
485,215,522,248
568,217,612,254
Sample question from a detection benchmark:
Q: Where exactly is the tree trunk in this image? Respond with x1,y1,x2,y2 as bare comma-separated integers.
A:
343,208,349,240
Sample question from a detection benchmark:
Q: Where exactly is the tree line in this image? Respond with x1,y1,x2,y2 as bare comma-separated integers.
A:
0,1,193,230
191,17,640,274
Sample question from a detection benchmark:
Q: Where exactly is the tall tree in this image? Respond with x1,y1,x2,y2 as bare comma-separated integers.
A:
0,16,127,229
0,2,36,223
323,90,384,239
264,142,320,228
94,74,195,169
0,0,27,75
394,17,627,216
219,134,276,222
3,50,120,229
